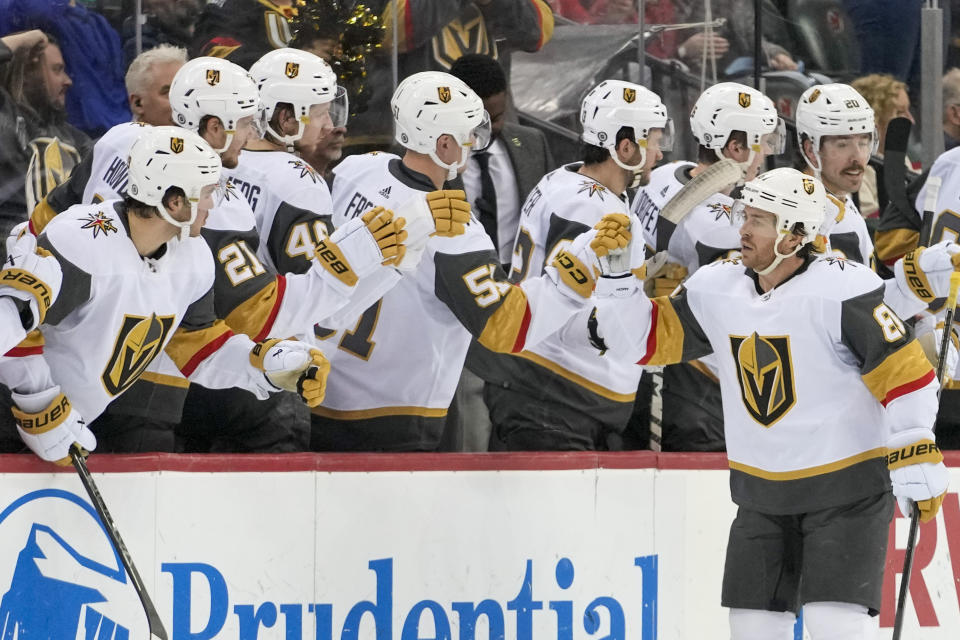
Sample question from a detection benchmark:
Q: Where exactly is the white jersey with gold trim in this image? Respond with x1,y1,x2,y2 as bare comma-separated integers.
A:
224,149,333,275
314,152,589,448
594,255,938,513
508,163,639,400
820,192,873,265
0,202,275,421
631,160,696,252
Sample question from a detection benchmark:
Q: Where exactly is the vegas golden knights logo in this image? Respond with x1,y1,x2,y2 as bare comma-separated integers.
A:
438,86,452,103
285,62,300,78
102,314,175,396
170,137,184,153
808,88,821,103
738,92,751,108
730,333,797,427
206,69,220,86
802,178,816,194
623,87,637,103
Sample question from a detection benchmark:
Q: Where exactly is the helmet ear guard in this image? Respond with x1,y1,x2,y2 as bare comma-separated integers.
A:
249,48,348,149
579,79,671,188
391,71,491,180
127,126,222,239
735,167,827,275
795,83,877,177
169,57,262,153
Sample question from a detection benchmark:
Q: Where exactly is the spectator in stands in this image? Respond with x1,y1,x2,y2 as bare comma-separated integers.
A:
445,53,555,451
672,0,798,73
944,68,960,151
191,0,297,69
0,0,131,136
125,44,186,126
0,31,91,259
347,0,555,153
549,0,679,59
121,0,201,69
851,73,914,218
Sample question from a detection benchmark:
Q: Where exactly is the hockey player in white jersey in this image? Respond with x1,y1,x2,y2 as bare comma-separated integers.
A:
17,57,410,452
633,81,783,451
313,70,631,451
478,79,670,450
587,168,946,639
226,48,347,275
796,83,875,265
0,128,327,463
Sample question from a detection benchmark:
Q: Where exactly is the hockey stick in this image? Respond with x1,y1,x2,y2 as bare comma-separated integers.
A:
658,158,743,224
891,271,960,640
883,117,913,222
919,176,942,248
71,447,168,640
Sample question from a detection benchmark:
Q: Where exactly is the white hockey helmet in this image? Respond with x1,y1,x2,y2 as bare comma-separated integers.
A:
735,167,826,275
795,83,878,174
169,57,263,153
580,79,673,180
248,48,348,147
127,126,222,239
690,82,784,164
391,70,492,180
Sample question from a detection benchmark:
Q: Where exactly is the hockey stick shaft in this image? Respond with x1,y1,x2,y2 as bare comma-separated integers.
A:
71,447,168,640
892,271,960,639
919,176,942,249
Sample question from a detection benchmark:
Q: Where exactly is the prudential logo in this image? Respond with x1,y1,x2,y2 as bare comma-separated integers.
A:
0,489,148,640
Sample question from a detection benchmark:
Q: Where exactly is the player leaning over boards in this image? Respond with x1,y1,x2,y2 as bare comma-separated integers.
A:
477,79,670,451
586,168,947,638
0,128,326,464
312,70,630,452
632,81,784,452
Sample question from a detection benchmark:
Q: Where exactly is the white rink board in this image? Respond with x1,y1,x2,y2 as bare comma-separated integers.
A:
1,458,959,639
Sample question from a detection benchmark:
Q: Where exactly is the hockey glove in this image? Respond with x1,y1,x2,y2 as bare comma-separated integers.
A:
11,386,96,465
426,190,472,237
894,241,960,306
390,194,436,272
887,428,949,522
320,207,407,286
0,232,62,328
548,213,633,301
250,338,330,407
644,260,688,298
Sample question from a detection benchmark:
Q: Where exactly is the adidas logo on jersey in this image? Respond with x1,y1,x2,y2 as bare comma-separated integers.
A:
378,186,392,198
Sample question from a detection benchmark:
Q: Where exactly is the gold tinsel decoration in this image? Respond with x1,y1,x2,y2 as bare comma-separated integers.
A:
291,0,386,116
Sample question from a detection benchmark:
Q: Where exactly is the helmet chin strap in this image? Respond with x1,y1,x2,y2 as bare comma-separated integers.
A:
716,147,757,179
612,147,646,190
429,143,469,181
265,119,306,152
755,232,803,276
157,200,197,241
212,131,234,154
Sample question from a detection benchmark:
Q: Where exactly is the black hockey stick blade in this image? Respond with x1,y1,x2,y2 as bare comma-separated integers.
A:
71,448,168,640
883,118,916,227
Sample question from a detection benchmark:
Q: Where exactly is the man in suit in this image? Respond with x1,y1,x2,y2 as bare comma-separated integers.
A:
449,53,554,265
444,53,554,451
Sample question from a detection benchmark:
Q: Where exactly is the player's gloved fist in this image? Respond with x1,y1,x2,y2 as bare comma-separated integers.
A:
250,338,330,406
361,206,407,266
894,241,960,305
887,428,950,522
546,228,600,301
11,386,96,465
426,190,471,237
644,259,688,298
0,231,62,328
